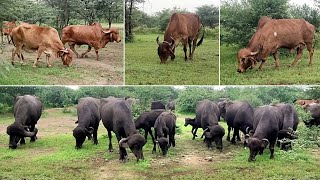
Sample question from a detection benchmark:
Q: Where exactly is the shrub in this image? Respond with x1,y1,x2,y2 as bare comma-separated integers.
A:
0,103,12,114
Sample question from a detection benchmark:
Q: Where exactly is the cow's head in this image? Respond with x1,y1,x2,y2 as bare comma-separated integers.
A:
102,28,121,44
202,125,225,151
73,126,94,149
237,48,259,73
59,48,74,67
119,133,146,161
7,123,38,149
156,37,175,63
156,137,170,155
245,135,269,162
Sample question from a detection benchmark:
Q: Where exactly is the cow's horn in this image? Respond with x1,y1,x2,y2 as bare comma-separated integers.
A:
156,36,160,45
60,48,68,53
102,30,111,34
250,51,259,56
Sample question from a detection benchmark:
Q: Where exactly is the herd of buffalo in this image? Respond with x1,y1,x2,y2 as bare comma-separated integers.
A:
5,95,320,162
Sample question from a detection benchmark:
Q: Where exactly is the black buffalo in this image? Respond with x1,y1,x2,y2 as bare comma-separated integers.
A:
218,100,254,144
153,112,176,155
134,109,166,143
7,95,42,149
304,103,320,127
151,101,166,110
184,117,200,140
196,100,225,150
73,97,101,149
166,101,176,112
245,105,281,162
100,97,146,161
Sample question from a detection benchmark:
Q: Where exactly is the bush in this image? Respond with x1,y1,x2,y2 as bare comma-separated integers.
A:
0,103,12,114
204,27,218,39
133,25,162,34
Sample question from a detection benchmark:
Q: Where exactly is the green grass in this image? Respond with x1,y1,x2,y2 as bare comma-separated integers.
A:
221,45,320,85
125,34,219,85
0,108,319,179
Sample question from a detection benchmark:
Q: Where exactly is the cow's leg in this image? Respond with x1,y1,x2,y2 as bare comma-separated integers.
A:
307,43,314,66
273,51,280,69
183,44,187,61
290,47,303,67
80,46,92,58
46,54,52,67
107,130,113,152
190,39,197,60
226,126,231,142
94,48,99,61
69,43,79,58
12,43,23,65
258,60,267,70
34,47,44,68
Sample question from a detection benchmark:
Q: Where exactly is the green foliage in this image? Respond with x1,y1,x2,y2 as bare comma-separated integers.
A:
133,25,162,34
196,5,219,28
289,3,320,31
0,103,12,114
294,125,320,148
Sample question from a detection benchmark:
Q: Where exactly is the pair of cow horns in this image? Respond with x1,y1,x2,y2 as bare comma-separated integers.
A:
156,36,174,46
60,48,68,53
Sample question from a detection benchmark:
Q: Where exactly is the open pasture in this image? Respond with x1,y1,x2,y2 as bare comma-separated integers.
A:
0,41,123,85
0,108,319,179
125,34,219,85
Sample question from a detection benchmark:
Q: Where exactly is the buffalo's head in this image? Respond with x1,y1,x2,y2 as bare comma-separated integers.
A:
237,48,259,73
119,133,146,161
184,117,196,127
73,126,94,149
202,125,225,151
245,135,269,162
156,137,169,155
7,123,38,149
278,128,297,140
156,37,175,64
60,48,74,67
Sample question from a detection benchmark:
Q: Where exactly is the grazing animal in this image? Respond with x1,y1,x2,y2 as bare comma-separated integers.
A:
151,101,166,110
166,101,176,112
304,103,320,127
100,97,146,161
156,13,204,63
237,17,315,73
73,97,101,149
245,105,282,162
184,117,200,140
11,23,74,67
2,20,16,44
153,112,176,155
218,100,254,144
294,99,320,109
61,22,121,60
6,95,42,149
196,100,225,150
134,109,166,143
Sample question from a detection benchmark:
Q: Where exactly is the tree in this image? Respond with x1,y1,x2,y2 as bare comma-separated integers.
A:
125,0,144,41
290,3,320,31
96,0,123,28
196,5,219,28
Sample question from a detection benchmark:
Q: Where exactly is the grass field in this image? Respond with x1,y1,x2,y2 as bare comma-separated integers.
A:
0,108,319,179
125,34,219,85
0,23,124,85
220,45,320,85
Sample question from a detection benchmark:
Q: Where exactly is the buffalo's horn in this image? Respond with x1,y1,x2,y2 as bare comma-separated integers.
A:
156,36,160,45
245,127,250,134
23,127,38,137
201,128,209,139
119,138,129,148
250,51,259,56
261,138,269,147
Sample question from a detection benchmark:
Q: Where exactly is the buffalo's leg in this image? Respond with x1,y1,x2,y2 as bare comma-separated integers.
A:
236,130,241,141
80,46,92,58
307,43,314,65
171,128,176,147
107,130,113,152
144,127,148,142
273,51,280,69
116,134,127,161
20,137,25,145
226,126,231,142
192,127,198,140
93,125,98,145
231,128,239,144
29,124,36,142
269,141,275,159
290,47,303,67
152,129,157,153
69,43,79,58
148,128,156,145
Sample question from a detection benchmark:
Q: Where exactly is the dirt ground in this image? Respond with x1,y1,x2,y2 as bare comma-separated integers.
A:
0,41,123,85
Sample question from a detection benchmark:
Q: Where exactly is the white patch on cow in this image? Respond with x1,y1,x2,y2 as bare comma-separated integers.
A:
274,32,277,37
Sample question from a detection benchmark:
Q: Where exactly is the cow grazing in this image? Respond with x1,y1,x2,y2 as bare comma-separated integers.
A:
73,97,101,149
294,99,320,109
218,100,254,144
237,17,315,73
134,109,166,143
245,105,282,162
100,97,146,161
2,20,16,44
153,112,176,155
6,95,42,149
11,23,74,67
196,100,225,151
156,13,204,64
61,22,121,60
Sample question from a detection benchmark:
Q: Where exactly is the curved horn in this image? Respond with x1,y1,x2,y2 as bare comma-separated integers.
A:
201,128,209,138
250,50,259,56
245,127,250,134
169,36,174,46
60,48,68,53
23,127,38,137
261,138,269,147
102,29,111,34
156,36,160,45
119,138,129,148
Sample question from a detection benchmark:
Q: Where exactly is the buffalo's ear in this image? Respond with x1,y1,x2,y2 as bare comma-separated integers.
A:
261,138,269,148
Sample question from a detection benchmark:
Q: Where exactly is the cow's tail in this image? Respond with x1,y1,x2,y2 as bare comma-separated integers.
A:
196,29,204,47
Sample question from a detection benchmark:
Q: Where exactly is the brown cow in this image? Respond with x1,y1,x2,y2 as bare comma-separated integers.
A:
294,99,320,109
11,23,74,67
156,13,204,64
2,21,16,44
61,22,121,60
237,17,315,73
